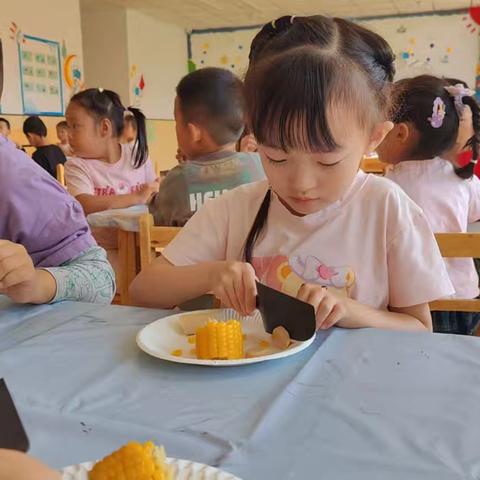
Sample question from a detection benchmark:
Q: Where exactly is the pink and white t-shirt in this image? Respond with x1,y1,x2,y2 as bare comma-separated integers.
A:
164,171,453,310
386,157,480,299
65,143,156,197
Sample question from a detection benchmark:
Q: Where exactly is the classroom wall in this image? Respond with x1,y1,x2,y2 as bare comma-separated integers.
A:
189,11,480,89
80,0,130,103
0,0,84,115
126,10,188,120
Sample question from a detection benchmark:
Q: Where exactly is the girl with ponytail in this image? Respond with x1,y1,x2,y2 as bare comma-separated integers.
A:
131,16,453,332
64,88,159,215
378,75,480,334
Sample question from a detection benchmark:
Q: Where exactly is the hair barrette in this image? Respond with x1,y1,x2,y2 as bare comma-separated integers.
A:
428,97,446,128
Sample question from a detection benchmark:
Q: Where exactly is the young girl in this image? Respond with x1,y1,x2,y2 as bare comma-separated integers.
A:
64,88,159,215
442,78,479,178
130,15,453,331
0,135,115,304
377,75,480,334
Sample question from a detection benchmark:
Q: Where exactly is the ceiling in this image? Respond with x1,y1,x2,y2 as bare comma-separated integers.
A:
85,0,477,29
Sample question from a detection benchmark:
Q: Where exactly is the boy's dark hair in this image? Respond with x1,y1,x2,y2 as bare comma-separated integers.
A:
0,117,10,130
23,116,47,137
70,88,148,168
391,75,479,180
243,15,395,263
56,120,68,129
176,67,246,146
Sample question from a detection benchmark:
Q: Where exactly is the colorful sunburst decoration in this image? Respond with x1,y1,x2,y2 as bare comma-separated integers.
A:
463,7,480,33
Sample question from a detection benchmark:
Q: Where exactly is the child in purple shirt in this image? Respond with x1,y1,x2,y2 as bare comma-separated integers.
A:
0,136,115,304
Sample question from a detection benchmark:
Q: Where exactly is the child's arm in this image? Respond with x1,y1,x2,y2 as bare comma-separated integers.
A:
130,256,257,316
44,245,116,304
297,284,431,331
0,242,115,305
77,179,160,215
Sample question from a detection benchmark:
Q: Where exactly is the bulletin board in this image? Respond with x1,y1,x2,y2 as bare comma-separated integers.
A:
189,11,480,88
18,34,64,115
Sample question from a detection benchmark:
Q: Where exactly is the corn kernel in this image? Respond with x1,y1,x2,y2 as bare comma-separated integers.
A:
187,335,196,344
196,320,244,360
171,349,183,357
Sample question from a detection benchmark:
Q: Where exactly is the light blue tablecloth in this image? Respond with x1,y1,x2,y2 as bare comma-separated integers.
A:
1,298,480,479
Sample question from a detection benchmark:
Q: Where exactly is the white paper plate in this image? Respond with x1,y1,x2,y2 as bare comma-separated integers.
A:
136,309,315,367
61,458,240,480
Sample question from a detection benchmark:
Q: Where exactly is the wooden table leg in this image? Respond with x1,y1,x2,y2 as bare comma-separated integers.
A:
117,230,137,305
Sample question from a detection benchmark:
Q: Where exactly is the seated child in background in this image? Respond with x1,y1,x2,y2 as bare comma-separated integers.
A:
0,117,25,151
121,112,137,145
23,116,66,178
0,117,12,140
377,75,480,334
149,67,264,226
56,120,73,156
0,135,115,304
65,88,159,215
131,16,452,332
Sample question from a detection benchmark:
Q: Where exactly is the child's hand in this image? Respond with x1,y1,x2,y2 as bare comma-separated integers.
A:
210,261,257,316
0,241,55,304
297,284,347,330
136,178,161,204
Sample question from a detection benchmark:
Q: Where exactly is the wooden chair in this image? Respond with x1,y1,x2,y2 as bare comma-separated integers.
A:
137,213,220,310
360,155,388,175
430,233,480,312
56,163,66,187
138,213,181,269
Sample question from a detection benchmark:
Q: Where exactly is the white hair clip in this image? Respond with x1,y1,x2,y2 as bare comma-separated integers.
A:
98,87,104,93
444,84,475,116
290,15,296,24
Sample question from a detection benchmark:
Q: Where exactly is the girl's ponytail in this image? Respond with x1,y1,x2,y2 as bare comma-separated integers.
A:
126,106,148,168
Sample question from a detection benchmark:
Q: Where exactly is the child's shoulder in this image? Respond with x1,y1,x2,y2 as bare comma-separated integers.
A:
361,172,423,214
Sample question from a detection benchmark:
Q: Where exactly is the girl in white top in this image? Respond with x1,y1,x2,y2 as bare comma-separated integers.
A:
377,75,480,334
65,88,159,215
130,15,453,332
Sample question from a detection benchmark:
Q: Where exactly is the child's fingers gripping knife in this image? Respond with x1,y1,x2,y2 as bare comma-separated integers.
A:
211,261,257,317
297,284,347,330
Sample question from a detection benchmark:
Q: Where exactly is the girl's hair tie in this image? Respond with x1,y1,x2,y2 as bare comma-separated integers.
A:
444,84,475,117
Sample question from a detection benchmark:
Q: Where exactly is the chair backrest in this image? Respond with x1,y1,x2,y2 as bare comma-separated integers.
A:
56,163,66,187
430,233,480,312
360,155,388,174
138,213,181,270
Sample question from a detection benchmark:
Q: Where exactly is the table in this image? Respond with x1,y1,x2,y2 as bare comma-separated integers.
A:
1,300,480,479
87,205,148,304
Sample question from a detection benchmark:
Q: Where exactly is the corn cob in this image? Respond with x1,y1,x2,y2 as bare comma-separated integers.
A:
196,320,244,360
88,441,173,480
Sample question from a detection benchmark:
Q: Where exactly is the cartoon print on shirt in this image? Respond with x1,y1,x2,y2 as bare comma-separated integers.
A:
252,255,355,297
